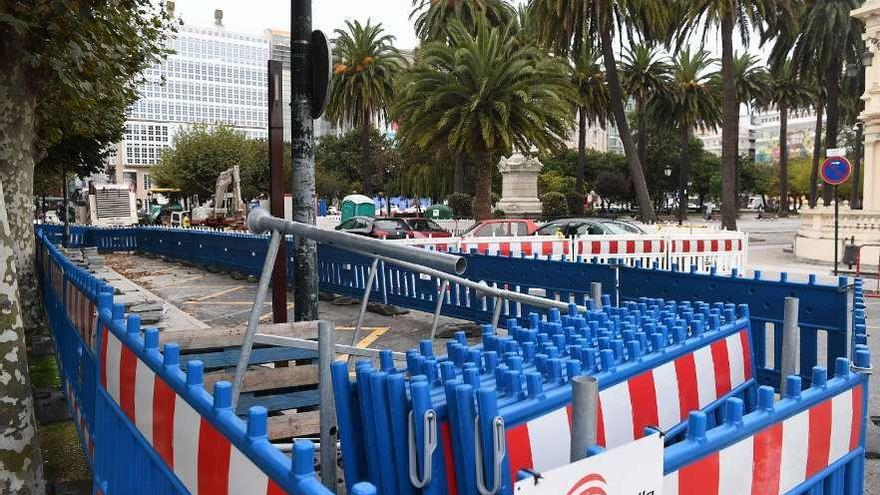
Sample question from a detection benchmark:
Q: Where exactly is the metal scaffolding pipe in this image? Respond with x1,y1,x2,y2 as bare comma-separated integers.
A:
570,375,599,462
780,296,799,395
248,208,466,274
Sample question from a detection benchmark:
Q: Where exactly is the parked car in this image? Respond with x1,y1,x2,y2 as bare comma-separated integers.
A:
401,217,452,238
460,219,539,238
535,218,647,237
334,216,423,239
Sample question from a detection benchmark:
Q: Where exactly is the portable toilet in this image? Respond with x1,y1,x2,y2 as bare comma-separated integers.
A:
424,204,453,220
341,194,376,222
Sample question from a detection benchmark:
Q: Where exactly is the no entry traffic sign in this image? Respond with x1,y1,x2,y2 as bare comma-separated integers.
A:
821,156,852,185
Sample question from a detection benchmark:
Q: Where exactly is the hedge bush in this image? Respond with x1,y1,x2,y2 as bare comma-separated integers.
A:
565,192,585,216
446,193,473,219
541,192,569,220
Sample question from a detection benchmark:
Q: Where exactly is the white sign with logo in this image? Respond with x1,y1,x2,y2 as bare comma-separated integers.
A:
826,147,847,158
514,434,663,495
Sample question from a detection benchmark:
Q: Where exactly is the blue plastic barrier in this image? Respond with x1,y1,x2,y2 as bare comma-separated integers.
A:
37,232,376,495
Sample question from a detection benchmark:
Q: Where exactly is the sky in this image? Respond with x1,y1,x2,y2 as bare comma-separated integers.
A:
170,0,765,60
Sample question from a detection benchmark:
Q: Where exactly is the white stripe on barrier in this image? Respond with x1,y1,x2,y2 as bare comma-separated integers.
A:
692,346,717,408
599,381,634,448
652,361,681,430
778,408,810,492
725,335,745,387
134,358,155,444
527,407,571,472
173,394,201,493
829,389,854,463
105,332,122,403
718,435,753,495
228,447,268,494
663,472,679,494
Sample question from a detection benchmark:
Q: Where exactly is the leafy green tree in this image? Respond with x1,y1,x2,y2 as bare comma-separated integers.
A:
411,0,516,42
395,19,576,220
650,48,721,223
684,0,795,230
152,125,276,202
0,1,175,487
620,44,670,168
326,20,404,196
529,0,666,222
764,61,813,216
571,42,611,194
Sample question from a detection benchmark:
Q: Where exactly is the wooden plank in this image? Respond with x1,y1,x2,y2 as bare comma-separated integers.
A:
160,321,319,350
267,411,320,440
180,346,316,370
203,364,318,393
236,388,320,414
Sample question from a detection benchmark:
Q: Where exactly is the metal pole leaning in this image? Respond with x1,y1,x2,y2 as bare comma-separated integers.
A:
780,296,799,396
591,282,602,309
570,375,598,462
430,280,450,340
490,295,504,332
231,230,282,409
351,258,379,348
318,320,338,492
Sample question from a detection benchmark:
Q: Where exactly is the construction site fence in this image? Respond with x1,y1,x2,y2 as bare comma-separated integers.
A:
41,224,847,390
36,231,378,494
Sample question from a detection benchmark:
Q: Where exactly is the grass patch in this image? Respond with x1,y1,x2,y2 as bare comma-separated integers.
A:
29,355,60,389
38,422,91,484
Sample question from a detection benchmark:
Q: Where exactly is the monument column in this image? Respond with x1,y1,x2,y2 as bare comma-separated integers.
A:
854,1,880,211
495,153,544,218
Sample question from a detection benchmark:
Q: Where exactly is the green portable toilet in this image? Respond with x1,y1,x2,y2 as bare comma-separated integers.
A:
341,194,376,223
424,204,453,220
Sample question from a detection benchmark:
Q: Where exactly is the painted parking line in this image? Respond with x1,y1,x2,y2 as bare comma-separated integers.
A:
190,285,246,302
356,327,390,348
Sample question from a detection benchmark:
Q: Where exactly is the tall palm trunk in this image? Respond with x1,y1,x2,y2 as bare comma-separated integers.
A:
637,97,647,168
453,153,465,194
678,125,691,225
576,106,587,195
823,60,841,205
474,153,493,220
719,12,738,230
809,95,825,208
853,122,863,209
360,114,373,196
598,23,656,223
778,104,789,217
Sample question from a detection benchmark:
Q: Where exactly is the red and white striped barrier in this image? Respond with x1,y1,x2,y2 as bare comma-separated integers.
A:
663,384,863,494
100,327,285,495
65,282,97,350
505,329,753,475
391,232,747,273
65,378,94,460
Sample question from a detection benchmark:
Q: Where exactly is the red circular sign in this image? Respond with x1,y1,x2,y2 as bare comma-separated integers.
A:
821,156,852,185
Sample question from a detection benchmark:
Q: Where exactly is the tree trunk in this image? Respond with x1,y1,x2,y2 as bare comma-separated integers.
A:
853,123,863,209
0,180,44,494
678,126,691,225
809,95,825,208
823,59,841,205
0,54,40,334
453,153,465,194
576,106,587,195
637,97,647,169
719,12,738,231
290,4,318,322
778,104,789,217
360,116,373,196
598,22,656,223
473,153,493,220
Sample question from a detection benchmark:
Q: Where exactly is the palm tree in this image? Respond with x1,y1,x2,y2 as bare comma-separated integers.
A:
685,0,794,230
395,19,577,220
650,48,721,224
571,41,611,194
764,61,813,216
326,20,404,196
620,44,671,169
529,0,667,223
410,0,516,42
770,0,862,205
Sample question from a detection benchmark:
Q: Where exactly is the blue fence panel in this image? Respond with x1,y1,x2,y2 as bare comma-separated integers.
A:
619,265,852,389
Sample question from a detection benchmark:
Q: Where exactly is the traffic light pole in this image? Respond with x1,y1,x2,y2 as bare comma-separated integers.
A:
290,0,319,322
